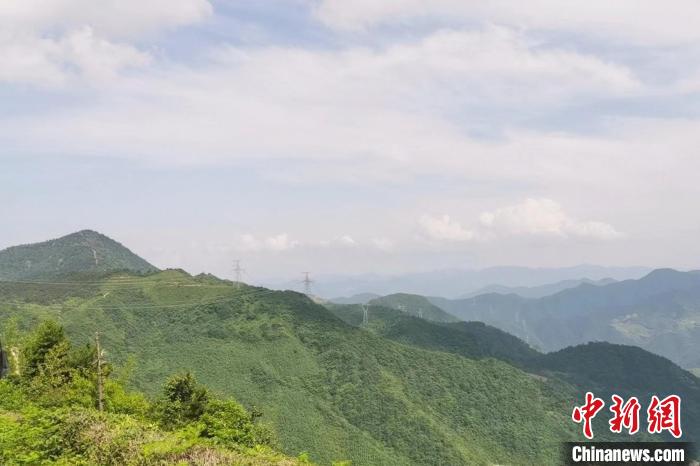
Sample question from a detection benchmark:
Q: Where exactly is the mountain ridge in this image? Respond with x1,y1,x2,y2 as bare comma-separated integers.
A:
430,268,700,370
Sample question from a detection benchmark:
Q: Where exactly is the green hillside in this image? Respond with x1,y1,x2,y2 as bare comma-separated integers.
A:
327,303,539,367
328,303,700,444
0,230,158,280
369,293,459,323
0,322,302,466
0,269,579,465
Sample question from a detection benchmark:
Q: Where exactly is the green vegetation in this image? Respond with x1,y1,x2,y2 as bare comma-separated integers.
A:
0,321,301,465
0,230,157,280
328,303,700,444
328,303,539,367
430,269,700,369
3,232,697,464
1,270,580,465
368,293,459,323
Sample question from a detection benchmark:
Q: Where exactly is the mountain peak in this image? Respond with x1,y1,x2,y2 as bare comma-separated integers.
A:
0,230,158,280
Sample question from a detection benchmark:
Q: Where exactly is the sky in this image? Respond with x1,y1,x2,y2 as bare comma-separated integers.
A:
2,0,700,281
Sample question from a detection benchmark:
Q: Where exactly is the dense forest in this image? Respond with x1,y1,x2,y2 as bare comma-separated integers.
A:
0,321,307,465
0,269,580,465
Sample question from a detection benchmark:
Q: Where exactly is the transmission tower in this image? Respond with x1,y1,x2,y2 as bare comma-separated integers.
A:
417,308,423,319
362,304,369,326
301,272,313,295
233,260,245,288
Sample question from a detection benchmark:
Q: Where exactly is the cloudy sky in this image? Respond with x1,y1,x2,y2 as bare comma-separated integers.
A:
2,0,700,281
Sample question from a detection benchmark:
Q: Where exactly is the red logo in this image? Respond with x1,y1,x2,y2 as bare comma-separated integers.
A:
572,393,682,439
647,395,682,439
572,392,605,439
609,395,641,435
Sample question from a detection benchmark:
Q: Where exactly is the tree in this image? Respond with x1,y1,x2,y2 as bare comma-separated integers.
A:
22,321,67,379
201,399,273,448
157,372,210,427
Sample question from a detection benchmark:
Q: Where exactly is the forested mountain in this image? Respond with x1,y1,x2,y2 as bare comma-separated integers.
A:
1,233,696,464
368,293,459,323
0,230,157,280
326,303,540,367
327,303,700,443
430,269,700,372
0,270,578,465
329,293,381,305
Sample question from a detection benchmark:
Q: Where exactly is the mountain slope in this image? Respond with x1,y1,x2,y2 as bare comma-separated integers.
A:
329,293,381,305
327,303,700,443
369,293,459,323
0,270,579,465
327,303,539,367
431,269,700,369
0,230,157,280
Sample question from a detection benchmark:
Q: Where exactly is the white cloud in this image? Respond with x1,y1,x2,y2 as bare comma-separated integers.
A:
419,199,622,245
479,198,622,240
236,233,299,252
371,237,394,252
0,0,210,87
0,0,212,39
337,235,357,246
0,26,639,158
314,0,700,45
0,27,150,86
266,233,299,251
419,214,475,242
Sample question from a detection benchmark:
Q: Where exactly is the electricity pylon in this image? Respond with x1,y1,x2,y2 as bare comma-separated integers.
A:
301,272,313,295
233,260,245,288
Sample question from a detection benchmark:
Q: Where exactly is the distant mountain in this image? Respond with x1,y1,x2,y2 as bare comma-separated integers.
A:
430,269,700,371
369,293,460,323
0,230,157,280
273,265,650,299
329,292,381,304
457,277,617,299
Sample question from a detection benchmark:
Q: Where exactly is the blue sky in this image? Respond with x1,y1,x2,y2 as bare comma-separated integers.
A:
2,0,700,280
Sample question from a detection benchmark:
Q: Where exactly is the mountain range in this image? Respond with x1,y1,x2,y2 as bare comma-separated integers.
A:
457,277,617,299
0,231,697,464
270,265,651,299
428,269,700,372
